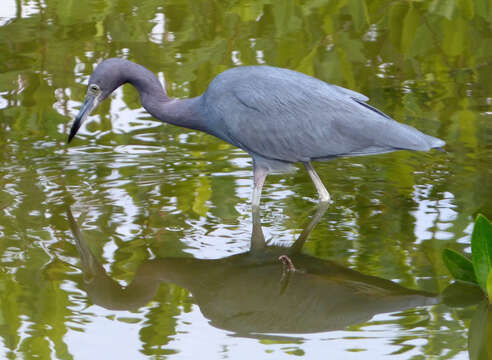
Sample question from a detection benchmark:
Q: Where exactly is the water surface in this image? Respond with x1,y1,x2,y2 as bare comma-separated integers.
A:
0,0,491,359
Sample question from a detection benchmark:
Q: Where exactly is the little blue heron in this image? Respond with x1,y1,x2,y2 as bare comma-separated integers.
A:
68,58,445,207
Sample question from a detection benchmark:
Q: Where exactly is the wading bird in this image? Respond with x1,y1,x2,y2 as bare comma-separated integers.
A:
68,58,445,207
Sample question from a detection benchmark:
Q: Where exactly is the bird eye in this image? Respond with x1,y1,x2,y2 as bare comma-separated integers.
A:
89,84,100,92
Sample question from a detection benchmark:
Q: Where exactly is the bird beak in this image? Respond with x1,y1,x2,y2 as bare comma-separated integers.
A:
68,94,98,143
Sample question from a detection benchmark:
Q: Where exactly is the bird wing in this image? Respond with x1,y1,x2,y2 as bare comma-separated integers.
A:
204,66,439,164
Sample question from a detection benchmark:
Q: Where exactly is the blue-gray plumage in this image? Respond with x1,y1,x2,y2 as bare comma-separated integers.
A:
68,58,445,207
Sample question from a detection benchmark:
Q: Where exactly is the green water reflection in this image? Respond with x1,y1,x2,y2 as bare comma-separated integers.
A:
0,0,491,359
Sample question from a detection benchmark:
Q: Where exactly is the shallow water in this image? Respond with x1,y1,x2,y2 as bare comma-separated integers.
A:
0,0,491,359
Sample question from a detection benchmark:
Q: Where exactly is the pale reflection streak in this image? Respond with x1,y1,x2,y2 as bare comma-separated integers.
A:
110,88,163,136
0,92,9,110
149,13,165,44
104,188,140,238
0,1,16,26
411,184,458,243
0,0,44,25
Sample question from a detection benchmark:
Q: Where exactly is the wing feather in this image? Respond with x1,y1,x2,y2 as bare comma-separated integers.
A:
203,66,440,164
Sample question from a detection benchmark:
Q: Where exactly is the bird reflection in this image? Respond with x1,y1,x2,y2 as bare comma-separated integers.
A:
67,205,437,336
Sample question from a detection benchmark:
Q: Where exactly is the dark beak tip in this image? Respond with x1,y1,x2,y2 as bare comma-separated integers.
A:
68,95,95,145
67,128,77,144
67,117,82,144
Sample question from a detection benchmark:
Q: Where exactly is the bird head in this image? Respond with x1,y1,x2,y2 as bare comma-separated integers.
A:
68,59,127,143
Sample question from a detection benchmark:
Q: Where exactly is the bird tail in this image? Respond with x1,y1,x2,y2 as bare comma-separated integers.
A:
422,134,446,151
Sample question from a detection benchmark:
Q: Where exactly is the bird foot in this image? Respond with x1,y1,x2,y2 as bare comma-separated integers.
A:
278,255,293,294
278,255,296,272
319,197,331,204
318,192,331,204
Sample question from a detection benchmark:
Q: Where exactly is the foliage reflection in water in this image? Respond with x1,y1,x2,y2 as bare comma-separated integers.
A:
0,0,491,358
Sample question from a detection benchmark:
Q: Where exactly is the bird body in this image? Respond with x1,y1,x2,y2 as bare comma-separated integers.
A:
200,65,444,171
68,58,445,206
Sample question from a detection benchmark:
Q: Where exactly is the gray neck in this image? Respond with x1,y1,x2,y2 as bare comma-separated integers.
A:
122,61,204,131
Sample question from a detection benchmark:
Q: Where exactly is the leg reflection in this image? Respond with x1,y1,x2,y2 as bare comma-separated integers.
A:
290,202,329,254
250,206,266,251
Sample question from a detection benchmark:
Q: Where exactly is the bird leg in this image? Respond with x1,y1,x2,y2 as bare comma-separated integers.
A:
252,165,268,209
303,162,331,203
250,165,268,251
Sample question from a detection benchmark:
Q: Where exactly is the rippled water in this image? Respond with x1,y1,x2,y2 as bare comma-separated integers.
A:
0,0,491,359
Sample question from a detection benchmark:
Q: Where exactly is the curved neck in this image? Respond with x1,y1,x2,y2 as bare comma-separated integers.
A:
122,61,204,131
